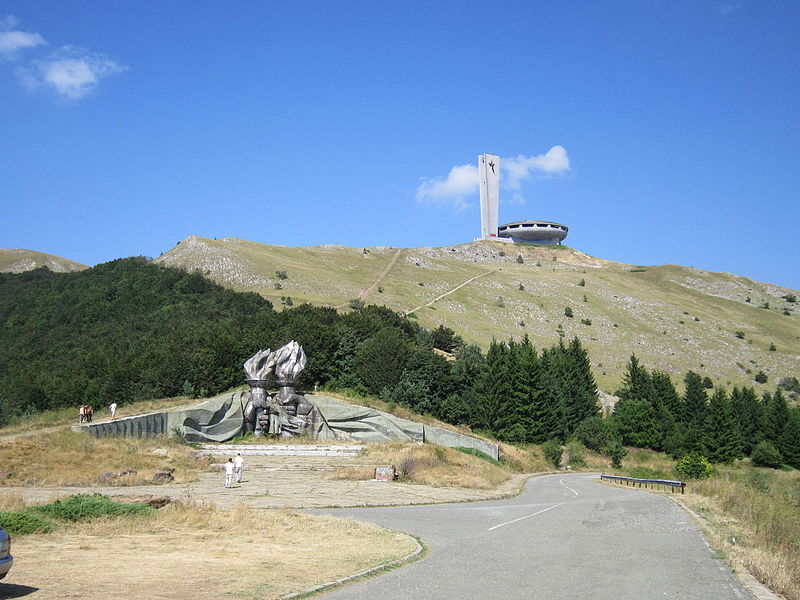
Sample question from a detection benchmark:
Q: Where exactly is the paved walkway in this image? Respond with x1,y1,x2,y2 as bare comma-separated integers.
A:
3,455,530,509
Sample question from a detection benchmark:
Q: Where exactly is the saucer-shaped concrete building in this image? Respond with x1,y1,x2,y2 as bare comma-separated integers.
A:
497,220,568,245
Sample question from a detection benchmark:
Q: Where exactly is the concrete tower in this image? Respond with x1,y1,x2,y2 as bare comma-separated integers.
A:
479,154,500,239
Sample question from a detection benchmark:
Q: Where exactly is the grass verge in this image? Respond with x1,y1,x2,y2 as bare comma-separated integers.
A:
2,496,418,600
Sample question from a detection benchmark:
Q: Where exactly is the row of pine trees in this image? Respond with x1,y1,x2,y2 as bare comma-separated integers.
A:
611,356,800,467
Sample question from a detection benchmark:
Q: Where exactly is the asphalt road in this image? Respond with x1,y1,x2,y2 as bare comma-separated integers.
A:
314,473,752,600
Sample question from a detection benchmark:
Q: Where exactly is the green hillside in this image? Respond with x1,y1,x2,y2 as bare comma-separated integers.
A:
156,236,799,392
0,249,88,274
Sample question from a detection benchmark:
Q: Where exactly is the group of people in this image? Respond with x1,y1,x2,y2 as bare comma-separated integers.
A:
78,405,94,423
78,402,118,423
224,453,245,488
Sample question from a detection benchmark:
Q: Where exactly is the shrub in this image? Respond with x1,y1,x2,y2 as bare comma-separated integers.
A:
580,318,592,326
348,298,365,310
518,283,525,291
564,306,573,318
735,331,745,339
566,440,587,467
769,343,776,351
754,371,768,384
751,441,783,468
578,278,585,287
542,439,563,469
608,442,627,468
743,471,772,493
782,294,797,303
0,511,57,535
675,453,714,479
31,494,155,522
574,416,613,452
275,270,288,280
516,255,524,264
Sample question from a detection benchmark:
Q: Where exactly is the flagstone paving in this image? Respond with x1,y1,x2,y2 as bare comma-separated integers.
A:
4,454,530,509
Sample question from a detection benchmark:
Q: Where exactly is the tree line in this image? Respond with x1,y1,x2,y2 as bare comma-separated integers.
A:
607,355,800,468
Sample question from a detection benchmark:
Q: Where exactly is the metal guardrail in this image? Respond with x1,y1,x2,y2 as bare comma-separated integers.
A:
600,473,687,493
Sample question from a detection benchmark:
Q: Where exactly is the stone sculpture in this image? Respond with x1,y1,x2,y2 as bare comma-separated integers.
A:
242,341,323,437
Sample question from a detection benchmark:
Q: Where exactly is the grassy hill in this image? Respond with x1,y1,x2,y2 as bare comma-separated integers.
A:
155,236,799,393
0,248,88,274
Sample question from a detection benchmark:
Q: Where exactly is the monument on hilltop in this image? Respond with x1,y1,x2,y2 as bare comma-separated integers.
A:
478,152,569,245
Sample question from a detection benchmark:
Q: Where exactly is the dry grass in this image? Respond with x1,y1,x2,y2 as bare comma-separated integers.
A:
327,442,512,490
0,429,212,486
6,499,417,600
682,470,800,600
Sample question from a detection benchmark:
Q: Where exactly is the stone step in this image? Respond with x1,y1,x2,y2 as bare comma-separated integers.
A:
198,444,365,457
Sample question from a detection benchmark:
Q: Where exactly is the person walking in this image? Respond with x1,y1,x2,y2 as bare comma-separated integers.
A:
79,405,85,424
233,453,244,483
109,402,117,419
224,458,235,488
86,406,93,423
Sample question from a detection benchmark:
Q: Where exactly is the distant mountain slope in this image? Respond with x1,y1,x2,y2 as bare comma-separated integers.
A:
0,249,88,273
156,236,799,392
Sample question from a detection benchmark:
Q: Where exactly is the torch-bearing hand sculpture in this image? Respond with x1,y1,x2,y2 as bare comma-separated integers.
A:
242,341,322,437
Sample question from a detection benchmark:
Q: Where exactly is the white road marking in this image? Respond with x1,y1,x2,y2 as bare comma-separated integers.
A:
560,478,579,496
488,502,566,531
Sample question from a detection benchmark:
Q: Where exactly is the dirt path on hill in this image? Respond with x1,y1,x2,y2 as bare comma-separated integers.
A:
360,248,403,301
405,270,496,315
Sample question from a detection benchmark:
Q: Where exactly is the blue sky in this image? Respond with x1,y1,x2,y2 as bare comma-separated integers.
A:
2,1,798,289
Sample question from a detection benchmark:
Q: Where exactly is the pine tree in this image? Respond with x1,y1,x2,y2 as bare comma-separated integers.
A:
777,409,800,469
538,345,565,440
765,389,789,442
618,355,654,402
612,398,660,448
476,340,513,433
704,387,744,463
563,337,599,434
495,339,534,442
730,386,763,454
681,371,709,453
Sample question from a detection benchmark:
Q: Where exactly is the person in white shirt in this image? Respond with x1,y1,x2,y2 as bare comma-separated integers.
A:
224,458,235,488
109,402,117,419
233,453,244,483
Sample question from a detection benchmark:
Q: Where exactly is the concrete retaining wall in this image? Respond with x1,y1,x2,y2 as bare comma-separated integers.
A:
72,410,170,438
423,425,499,461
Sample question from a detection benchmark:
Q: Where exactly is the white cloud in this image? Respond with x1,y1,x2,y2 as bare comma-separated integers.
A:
502,146,570,190
0,15,46,57
416,146,570,208
26,45,128,99
718,1,744,15
416,163,479,210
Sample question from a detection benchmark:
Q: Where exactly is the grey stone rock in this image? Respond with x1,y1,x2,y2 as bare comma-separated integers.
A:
152,471,174,484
